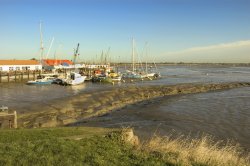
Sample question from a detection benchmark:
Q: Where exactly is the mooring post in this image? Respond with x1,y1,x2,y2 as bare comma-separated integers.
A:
21,72,23,81
14,70,17,82
7,72,10,82
13,111,17,129
27,70,30,80
33,70,35,80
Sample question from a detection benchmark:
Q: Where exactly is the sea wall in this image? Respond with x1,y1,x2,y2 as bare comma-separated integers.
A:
18,82,250,128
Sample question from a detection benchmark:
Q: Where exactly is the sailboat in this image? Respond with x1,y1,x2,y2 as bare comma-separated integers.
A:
122,38,142,79
140,42,160,79
27,21,57,85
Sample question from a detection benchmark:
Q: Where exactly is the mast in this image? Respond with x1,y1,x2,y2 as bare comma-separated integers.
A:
145,42,148,75
45,37,54,59
39,21,44,63
132,38,135,72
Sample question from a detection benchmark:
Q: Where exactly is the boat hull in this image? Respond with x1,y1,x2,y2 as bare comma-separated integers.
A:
26,80,53,85
63,73,86,86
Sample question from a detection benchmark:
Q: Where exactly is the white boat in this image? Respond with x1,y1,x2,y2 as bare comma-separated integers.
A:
63,72,86,85
27,76,55,85
0,105,8,112
141,72,157,78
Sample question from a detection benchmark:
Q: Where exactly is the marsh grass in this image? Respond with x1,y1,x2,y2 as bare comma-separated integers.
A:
141,134,250,166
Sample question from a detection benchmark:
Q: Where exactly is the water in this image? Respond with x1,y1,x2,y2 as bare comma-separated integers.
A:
0,82,114,113
83,87,250,150
1,65,250,150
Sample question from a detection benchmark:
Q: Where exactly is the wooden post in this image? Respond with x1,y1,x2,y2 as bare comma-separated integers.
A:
13,111,17,129
27,70,30,80
0,71,1,83
33,70,35,80
7,72,10,82
14,70,17,82
21,72,23,82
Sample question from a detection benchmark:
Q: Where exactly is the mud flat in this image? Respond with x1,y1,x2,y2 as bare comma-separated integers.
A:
17,82,250,128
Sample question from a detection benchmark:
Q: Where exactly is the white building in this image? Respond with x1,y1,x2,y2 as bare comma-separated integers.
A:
0,60,42,72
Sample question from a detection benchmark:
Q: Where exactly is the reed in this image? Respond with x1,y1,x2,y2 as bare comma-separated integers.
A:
140,134,250,166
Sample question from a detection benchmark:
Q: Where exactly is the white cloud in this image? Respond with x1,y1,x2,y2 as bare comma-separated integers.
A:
163,40,250,63
186,40,250,52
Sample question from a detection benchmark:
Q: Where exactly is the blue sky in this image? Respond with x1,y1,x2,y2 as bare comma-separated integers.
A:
0,0,250,63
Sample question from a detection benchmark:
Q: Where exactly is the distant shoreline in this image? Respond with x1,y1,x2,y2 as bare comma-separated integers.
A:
112,62,250,67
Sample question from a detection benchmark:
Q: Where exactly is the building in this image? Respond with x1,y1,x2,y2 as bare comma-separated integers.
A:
0,60,42,72
42,59,73,66
42,59,85,69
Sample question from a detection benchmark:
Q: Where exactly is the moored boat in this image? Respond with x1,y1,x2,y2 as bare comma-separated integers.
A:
62,72,86,85
122,70,142,79
26,76,55,85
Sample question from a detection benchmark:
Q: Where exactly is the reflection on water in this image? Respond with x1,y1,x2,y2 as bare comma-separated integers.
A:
0,82,111,112
70,84,87,94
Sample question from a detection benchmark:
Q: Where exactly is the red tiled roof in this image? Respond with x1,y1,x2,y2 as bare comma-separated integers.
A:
42,59,73,66
0,60,40,65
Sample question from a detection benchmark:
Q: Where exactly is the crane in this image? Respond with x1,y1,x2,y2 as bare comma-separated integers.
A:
73,43,80,65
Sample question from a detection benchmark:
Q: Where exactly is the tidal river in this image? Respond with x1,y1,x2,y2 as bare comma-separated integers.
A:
0,65,250,150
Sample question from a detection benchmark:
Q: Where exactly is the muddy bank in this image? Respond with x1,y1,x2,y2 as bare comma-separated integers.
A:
18,82,250,128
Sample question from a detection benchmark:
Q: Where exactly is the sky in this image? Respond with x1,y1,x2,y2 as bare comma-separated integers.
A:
0,0,250,63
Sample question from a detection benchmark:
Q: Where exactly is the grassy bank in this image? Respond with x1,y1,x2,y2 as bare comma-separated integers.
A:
0,127,166,166
0,127,249,166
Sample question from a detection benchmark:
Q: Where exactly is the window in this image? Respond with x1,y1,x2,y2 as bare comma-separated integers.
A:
9,67,14,71
16,67,20,71
22,66,26,70
0,67,2,71
35,66,39,70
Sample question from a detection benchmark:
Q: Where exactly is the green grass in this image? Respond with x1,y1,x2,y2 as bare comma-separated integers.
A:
0,127,168,166
0,127,249,166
